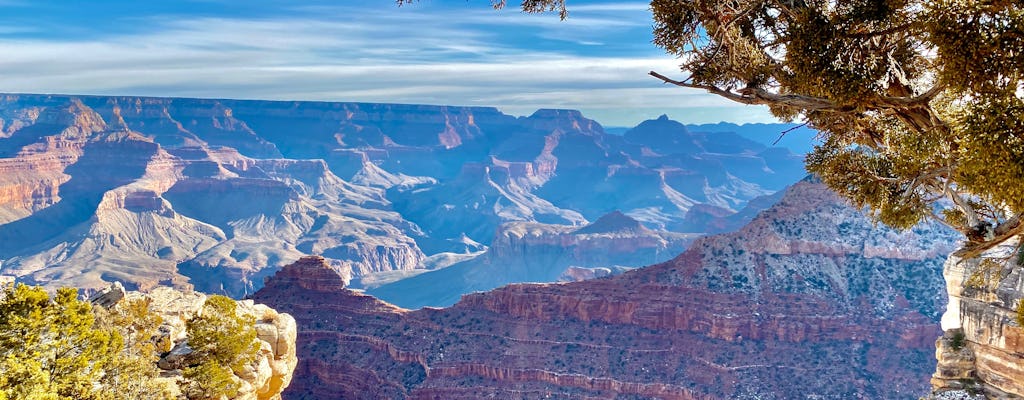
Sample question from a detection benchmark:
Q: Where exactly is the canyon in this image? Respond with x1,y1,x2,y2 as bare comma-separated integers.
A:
366,210,697,308
6,93,1005,398
0,94,805,302
254,178,961,399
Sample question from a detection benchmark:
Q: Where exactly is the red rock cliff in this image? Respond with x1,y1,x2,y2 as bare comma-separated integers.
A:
255,180,960,399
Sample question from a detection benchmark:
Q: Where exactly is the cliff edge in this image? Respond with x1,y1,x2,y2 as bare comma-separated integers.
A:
931,240,1024,399
92,283,299,400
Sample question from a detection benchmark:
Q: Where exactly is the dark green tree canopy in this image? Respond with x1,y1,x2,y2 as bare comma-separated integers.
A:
183,295,260,400
0,285,171,400
410,0,1023,257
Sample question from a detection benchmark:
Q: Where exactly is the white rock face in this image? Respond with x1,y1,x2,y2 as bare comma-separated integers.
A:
942,255,968,331
940,241,1019,331
932,239,1024,398
237,300,298,399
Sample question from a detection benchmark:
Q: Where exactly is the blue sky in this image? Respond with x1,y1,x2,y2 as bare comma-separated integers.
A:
0,0,779,126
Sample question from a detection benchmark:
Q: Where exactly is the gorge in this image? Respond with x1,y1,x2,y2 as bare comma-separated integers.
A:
254,178,961,399
0,94,804,303
5,93,1015,399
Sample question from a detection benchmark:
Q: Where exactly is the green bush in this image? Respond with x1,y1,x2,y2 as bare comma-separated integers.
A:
0,284,170,400
950,330,966,351
182,295,261,400
1017,300,1024,328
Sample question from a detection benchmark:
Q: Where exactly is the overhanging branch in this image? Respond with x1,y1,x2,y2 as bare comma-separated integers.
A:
649,71,844,110
649,71,945,112
953,215,1024,259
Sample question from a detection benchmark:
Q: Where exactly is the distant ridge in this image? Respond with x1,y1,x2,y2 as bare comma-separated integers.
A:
0,93,805,297
573,210,649,235
686,122,818,154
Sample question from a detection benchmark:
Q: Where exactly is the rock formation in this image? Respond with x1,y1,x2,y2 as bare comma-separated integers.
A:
930,241,1024,399
0,94,806,297
367,211,695,308
255,180,960,399
94,285,299,400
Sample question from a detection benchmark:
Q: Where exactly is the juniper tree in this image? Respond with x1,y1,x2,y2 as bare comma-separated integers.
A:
403,0,1024,256
0,285,120,400
182,295,260,400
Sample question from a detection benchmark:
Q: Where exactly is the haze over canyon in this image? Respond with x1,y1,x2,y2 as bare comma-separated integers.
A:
0,94,806,305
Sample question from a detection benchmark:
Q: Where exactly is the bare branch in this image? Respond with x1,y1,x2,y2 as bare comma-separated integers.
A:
649,71,845,110
843,22,915,39
944,183,981,228
954,215,1024,259
879,83,947,106
773,122,808,146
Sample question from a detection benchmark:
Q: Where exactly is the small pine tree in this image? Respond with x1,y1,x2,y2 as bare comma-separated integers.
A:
93,298,174,399
0,284,175,400
0,285,117,400
182,295,261,400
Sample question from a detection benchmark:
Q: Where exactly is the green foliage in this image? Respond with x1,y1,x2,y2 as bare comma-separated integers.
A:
183,362,241,400
182,295,261,400
93,298,173,399
950,330,966,351
806,142,930,230
0,285,116,400
0,284,174,400
927,0,1024,95
1017,299,1024,328
952,96,1024,214
963,259,1006,292
0,286,267,400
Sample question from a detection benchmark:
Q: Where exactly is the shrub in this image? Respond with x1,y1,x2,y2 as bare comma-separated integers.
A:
950,330,966,351
0,284,170,400
182,295,261,400
1017,300,1024,328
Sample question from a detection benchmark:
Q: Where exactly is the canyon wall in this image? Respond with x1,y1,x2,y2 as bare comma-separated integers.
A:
255,179,960,399
931,242,1024,399
0,94,805,298
367,211,697,308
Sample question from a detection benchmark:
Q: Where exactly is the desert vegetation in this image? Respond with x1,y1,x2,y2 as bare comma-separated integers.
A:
0,284,261,400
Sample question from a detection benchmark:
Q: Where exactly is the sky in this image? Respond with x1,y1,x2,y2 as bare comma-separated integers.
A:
0,0,781,127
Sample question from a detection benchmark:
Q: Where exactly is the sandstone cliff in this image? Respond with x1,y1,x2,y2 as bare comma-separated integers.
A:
255,180,960,399
931,241,1024,399
92,283,299,400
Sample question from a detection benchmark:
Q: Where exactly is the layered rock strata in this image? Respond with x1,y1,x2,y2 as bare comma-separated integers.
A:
932,242,1024,399
256,180,960,399
367,211,696,308
0,94,805,296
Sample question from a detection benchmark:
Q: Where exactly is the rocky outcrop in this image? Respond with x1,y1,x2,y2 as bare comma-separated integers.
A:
96,285,298,400
931,241,1024,399
256,180,960,399
88,280,126,308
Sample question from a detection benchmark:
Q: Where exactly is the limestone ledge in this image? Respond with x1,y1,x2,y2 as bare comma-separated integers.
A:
934,241,1024,399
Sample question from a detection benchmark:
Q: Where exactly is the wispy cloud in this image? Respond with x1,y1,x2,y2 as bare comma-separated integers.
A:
0,1,773,125
568,2,651,12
